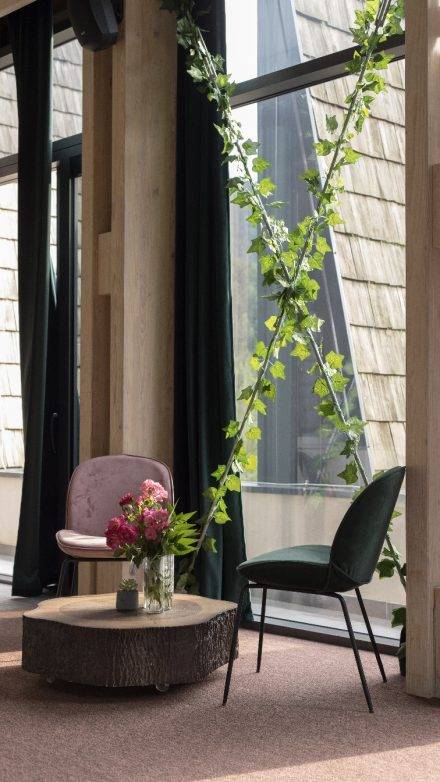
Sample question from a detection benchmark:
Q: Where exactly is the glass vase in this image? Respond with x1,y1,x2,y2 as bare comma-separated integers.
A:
143,554,174,613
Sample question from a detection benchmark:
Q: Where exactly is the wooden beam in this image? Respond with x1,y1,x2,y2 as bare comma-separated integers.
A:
0,0,35,17
110,1,176,462
80,47,112,462
406,0,440,698
78,2,176,595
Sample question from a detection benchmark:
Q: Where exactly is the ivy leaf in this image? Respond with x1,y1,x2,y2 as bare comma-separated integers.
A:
265,315,277,331
250,355,261,371
253,397,267,415
260,255,276,274
261,379,276,399
242,138,259,155
325,351,344,369
300,314,324,332
255,341,267,357
246,426,261,441
338,461,359,485
316,236,332,255
376,558,395,579
332,372,349,391
252,156,271,173
211,464,225,480
313,378,329,398
258,177,277,197
202,536,218,553
328,211,344,226
214,510,230,524
314,139,335,156
318,400,335,418
342,146,362,165
291,342,310,361
247,236,266,255
223,420,240,439
188,64,204,82
238,386,253,401
225,474,241,492
340,439,356,457
391,606,406,629
246,453,257,472
270,360,285,380
326,114,338,133
300,168,320,186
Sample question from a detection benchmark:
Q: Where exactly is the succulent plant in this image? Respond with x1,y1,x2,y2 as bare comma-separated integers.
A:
118,578,138,592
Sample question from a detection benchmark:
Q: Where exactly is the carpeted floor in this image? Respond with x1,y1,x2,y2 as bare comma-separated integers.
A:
1,593,440,782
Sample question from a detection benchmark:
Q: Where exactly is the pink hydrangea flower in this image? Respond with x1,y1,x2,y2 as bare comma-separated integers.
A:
140,479,168,505
142,508,171,539
119,492,133,507
105,515,139,551
145,526,158,541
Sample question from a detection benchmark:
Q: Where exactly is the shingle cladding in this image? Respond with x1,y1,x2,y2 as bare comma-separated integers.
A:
0,41,82,468
296,1,405,473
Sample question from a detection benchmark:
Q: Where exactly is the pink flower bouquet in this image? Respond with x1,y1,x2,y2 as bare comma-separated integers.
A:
105,479,198,568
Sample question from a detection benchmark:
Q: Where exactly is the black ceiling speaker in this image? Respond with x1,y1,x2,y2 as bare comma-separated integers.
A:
67,0,123,52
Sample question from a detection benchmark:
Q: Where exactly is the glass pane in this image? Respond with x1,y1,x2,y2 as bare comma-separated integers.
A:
231,60,405,639
53,39,83,139
226,0,363,83
0,37,82,161
0,65,17,158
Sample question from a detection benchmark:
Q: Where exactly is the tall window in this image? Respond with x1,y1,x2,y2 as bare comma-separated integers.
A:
0,38,83,581
226,0,405,640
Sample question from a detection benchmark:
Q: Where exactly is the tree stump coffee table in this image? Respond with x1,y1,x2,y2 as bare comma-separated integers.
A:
22,593,237,690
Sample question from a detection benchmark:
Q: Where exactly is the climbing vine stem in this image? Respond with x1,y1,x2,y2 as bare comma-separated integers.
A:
161,0,406,596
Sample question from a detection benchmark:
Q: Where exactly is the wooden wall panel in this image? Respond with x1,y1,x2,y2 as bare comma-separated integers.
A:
78,3,176,594
406,0,440,698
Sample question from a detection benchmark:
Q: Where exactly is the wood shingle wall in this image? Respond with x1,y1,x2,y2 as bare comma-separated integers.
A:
296,0,406,473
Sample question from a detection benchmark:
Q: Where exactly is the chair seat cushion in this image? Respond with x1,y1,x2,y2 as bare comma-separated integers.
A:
238,545,331,591
56,529,114,559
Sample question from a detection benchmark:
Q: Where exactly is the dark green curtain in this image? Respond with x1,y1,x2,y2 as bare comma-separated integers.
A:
174,0,250,607
9,0,58,596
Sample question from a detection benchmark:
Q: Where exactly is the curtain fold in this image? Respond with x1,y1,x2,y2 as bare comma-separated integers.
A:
9,0,58,596
174,0,249,605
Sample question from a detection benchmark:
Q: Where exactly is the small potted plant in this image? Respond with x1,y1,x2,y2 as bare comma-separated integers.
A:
116,578,139,612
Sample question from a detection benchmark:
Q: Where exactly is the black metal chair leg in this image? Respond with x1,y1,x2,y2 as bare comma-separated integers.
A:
335,594,374,713
70,560,78,596
355,587,387,683
56,558,70,597
223,583,249,706
256,587,267,673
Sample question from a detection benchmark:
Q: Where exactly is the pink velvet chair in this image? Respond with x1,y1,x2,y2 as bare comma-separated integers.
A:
55,454,174,596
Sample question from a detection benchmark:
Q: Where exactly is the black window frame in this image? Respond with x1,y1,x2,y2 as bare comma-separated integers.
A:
228,15,405,652
0,16,405,649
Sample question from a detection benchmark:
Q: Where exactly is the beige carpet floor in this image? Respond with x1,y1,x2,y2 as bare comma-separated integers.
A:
1,597,440,782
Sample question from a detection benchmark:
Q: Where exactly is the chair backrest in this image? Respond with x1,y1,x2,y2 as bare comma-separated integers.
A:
66,455,174,535
329,466,405,590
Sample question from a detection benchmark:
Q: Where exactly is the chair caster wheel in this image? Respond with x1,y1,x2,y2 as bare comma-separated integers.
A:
155,683,169,693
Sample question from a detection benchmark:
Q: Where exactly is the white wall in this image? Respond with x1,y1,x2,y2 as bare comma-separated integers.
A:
0,472,22,547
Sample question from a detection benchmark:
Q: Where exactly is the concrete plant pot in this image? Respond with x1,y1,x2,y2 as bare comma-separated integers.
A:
116,589,139,612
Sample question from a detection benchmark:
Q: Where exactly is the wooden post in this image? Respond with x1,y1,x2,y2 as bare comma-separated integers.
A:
79,3,176,594
406,0,440,698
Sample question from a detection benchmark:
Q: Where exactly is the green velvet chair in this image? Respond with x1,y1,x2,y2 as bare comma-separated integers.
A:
223,466,406,713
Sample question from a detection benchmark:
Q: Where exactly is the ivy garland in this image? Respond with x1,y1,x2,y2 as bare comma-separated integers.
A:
162,0,406,626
